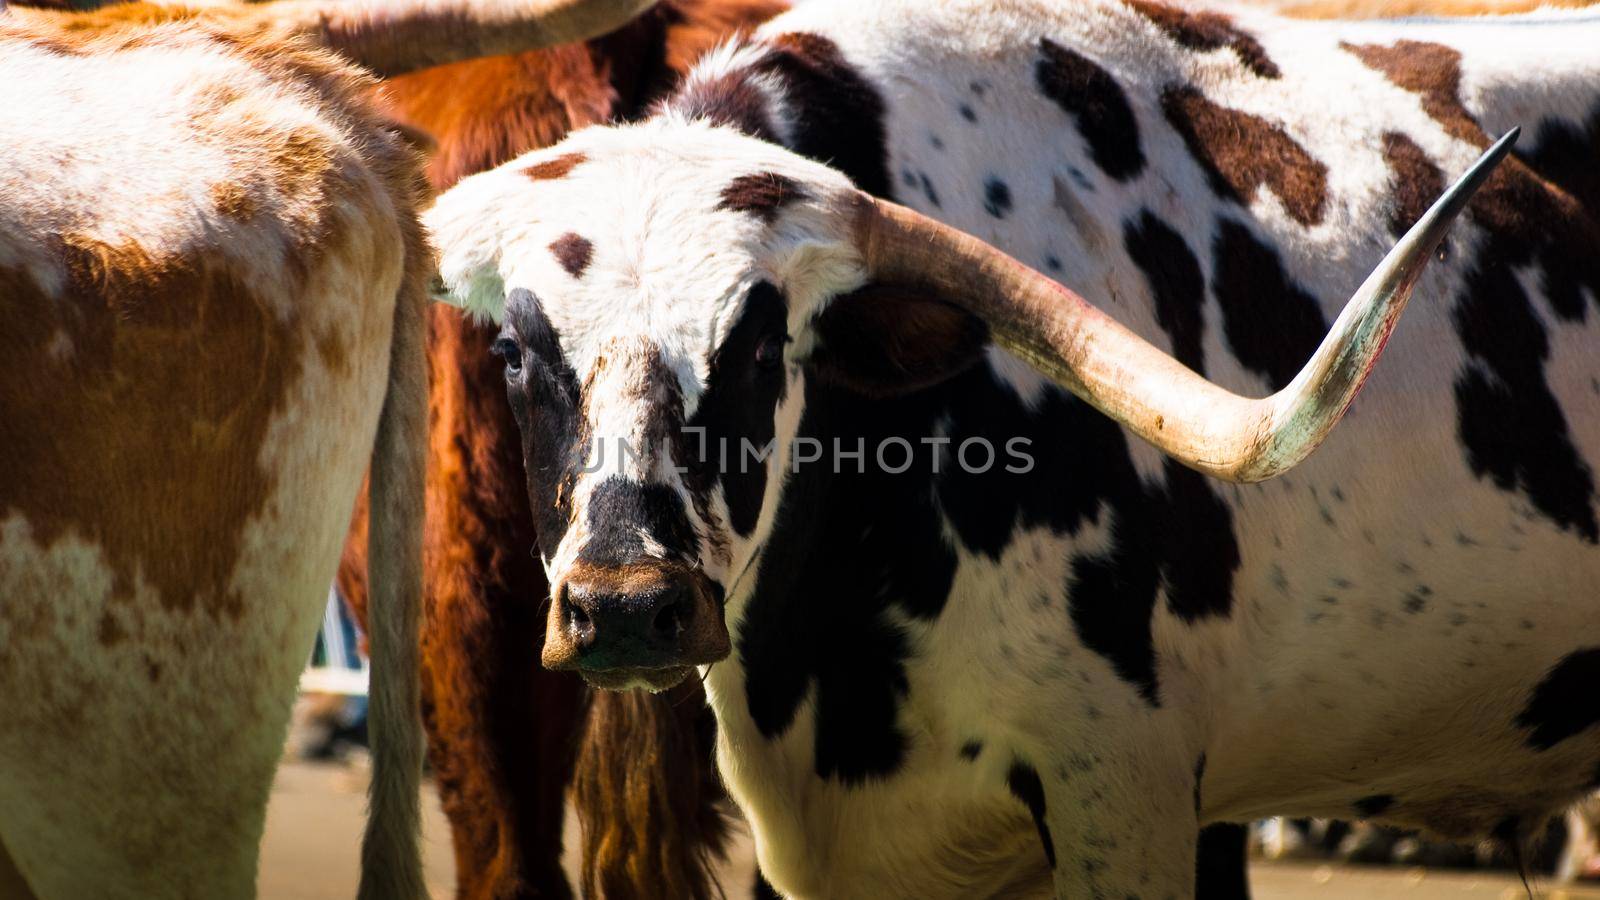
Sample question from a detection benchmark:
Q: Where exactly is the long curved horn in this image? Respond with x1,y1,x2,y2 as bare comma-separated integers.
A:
231,0,655,78
846,128,1517,483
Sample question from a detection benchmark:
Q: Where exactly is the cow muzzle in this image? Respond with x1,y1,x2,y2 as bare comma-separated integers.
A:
543,562,730,690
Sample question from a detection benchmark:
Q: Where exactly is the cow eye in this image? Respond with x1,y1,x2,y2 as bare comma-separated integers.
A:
492,337,522,373
754,332,787,369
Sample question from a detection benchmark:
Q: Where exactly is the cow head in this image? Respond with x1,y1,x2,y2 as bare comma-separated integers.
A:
427,120,960,690
426,116,1507,690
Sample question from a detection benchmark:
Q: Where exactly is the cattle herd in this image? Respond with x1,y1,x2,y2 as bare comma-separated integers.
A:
2,0,1598,897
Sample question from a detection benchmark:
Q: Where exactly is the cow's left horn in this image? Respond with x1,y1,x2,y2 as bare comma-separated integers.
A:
233,0,655,78
846,128,1517,483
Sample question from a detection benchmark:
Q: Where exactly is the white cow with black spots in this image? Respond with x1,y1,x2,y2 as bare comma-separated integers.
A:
424,0,1600,895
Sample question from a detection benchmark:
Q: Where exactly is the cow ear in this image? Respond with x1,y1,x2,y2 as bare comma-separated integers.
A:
806,284,991,397
428,264,507,323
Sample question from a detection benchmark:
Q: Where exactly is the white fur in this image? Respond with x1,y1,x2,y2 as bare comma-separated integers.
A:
430,118,869,590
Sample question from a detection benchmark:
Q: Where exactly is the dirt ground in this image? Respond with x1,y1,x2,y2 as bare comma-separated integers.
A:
259,758,1600,900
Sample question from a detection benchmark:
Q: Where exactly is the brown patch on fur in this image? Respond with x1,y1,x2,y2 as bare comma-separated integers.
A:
572,684,730,900
339,3,785,897
549,232,595,278
68,2,193,28
1161,84,1329,226
97,610,126,646
1344,42,1600,321
1342,40,1482,145
1360,67,1600,537
1341,39,1600,254
1125,0,1280,79
1342,40,1600,272
1,31,419,616
266,128,344,222
1380,131,1445,237
560,561,693,596
2,238,302,617
717,171,805,222
31,1,197,36
209,181,258,222
526,151,591,182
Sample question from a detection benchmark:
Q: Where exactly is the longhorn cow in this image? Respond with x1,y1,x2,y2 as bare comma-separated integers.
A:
425,0,1600,895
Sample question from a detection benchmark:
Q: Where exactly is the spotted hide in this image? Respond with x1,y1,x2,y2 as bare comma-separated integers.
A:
426,0,1600,897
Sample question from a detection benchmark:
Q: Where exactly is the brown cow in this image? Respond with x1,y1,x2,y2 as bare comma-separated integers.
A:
0,1,656,897
335,2,786,897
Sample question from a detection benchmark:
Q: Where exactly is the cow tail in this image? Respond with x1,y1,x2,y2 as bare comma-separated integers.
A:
357,200,430,900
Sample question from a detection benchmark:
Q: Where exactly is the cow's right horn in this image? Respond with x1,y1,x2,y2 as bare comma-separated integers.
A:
844,128,1517,483
235,0,656,78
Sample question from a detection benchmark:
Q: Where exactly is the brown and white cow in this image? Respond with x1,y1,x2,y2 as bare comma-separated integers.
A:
333,3,786,896
422,0,1600,895
0,1,655,896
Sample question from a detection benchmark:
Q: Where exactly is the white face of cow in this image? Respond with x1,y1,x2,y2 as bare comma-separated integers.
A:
429,119,988,689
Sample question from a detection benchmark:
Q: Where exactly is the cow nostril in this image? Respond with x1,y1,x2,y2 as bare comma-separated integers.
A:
652,595,685,638
562,587,596,649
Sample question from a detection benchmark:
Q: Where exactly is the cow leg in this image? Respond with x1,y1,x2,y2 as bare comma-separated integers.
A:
1195,823,1251,900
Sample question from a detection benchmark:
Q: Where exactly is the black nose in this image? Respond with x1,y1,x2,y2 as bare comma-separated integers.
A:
562,577,691,667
